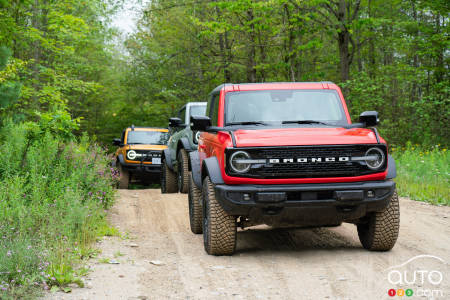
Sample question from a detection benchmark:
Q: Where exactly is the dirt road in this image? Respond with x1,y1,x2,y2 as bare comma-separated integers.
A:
48,189,449,300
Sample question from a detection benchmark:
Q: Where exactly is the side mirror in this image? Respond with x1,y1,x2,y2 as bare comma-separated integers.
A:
359,111,379,127
112,138,122,146
169,117,184,127
191,115,211,131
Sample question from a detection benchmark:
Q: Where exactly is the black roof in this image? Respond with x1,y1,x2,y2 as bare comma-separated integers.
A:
125,126,168,130
211,81,336,94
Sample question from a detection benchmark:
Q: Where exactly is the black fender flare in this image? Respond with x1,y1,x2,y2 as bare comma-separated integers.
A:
202,156,225,185
189,151,202,189
179,137,192,152
162,148,175,171
386,154,397,179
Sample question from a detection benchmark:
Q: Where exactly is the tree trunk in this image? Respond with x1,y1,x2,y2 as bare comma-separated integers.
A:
356,34,362,72
283,3,296,81
257,31,267,82
338,30,350,82
368,0,376,78
246,9,257,83
434,13,444,83
31,0,41,109
224,31,232,82
215,6,231,82
337,0,350,83
411,2,419,101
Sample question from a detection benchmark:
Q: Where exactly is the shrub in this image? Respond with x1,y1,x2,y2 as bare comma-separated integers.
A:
0,122,118,298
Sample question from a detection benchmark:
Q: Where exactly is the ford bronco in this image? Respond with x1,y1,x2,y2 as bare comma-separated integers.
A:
161,102,207,193
188,82,400,255
113,126,169,189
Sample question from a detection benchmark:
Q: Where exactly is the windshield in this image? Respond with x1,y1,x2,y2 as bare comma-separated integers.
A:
225,90,347,125
189,105,207,119
126,131,169,145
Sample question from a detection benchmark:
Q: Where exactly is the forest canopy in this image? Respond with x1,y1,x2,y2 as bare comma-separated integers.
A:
0,0,449,146
121,0,449,146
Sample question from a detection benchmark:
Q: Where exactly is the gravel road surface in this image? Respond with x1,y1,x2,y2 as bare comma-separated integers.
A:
47,189,450,300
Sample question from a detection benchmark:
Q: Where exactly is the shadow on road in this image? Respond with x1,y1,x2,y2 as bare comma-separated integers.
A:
235,226,361,254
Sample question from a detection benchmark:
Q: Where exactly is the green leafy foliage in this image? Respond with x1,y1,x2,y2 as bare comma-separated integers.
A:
119,0,448,147
0,0,447,147
0,46,21,112
392,144,449,205
33,108,81,141
0,0,124,139
0,122,118,297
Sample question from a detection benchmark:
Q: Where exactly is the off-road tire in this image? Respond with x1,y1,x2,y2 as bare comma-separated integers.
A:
177,149,189,193
202,176,236,255
188,172,202,234
161,160,178,193
118,163,129,189
357,190,400,251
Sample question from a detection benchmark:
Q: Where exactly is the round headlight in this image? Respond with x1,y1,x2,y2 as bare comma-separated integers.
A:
365,147,385,170
194,131,201,144
127,150,137,160
229,151,251,173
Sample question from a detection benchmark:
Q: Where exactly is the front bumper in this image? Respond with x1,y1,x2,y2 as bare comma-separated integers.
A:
121,163,161,174
214,180,395,227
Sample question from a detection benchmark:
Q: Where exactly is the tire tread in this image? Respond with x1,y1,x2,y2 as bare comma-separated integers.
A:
118,164,129,189
358,190,400,251
161,160,178,193
203,177,236,255
188,172,202,234
178,149,189,193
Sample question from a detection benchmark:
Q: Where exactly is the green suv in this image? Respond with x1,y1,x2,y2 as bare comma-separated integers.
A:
161,102,207,193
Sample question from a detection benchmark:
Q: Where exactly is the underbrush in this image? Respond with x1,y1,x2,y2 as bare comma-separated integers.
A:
392,144,449,205
0,122,118,298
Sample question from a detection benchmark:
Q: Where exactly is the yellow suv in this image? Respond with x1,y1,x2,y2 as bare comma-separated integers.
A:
113,126,169,188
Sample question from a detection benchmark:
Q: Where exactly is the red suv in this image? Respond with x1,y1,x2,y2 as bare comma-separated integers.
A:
189,82,399,255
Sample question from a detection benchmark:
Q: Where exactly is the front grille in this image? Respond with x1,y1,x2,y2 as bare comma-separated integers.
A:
226,145,387,178
129,150,162,162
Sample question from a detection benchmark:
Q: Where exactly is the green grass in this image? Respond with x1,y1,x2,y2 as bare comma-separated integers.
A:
96,222,121,238
128,182,160,189
0,122,119,298
97,257,110,264
114,251,124,258
392,144,449,205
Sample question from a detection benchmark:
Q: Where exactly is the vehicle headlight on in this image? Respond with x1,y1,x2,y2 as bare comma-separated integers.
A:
127,150,137,160
229,151,252,173
364,147,385,170
193,131,201,144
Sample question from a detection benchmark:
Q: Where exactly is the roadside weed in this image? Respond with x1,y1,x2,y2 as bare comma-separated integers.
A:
114,251,124,258
96,222,121,237
97,258,110,264
0,123,118,297
392,144,449,205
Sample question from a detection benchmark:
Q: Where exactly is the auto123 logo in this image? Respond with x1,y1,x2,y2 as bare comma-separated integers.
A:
386,255,448,299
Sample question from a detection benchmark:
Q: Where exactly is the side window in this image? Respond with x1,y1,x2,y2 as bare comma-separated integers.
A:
206,98,212,122
178,107,187,123
210,94,220,126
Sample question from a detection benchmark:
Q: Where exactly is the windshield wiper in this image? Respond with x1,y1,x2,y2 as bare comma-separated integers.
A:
282,120,334,126
227,121,268,126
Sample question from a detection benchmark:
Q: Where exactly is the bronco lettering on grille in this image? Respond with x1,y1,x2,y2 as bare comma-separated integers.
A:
273,157,350,163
